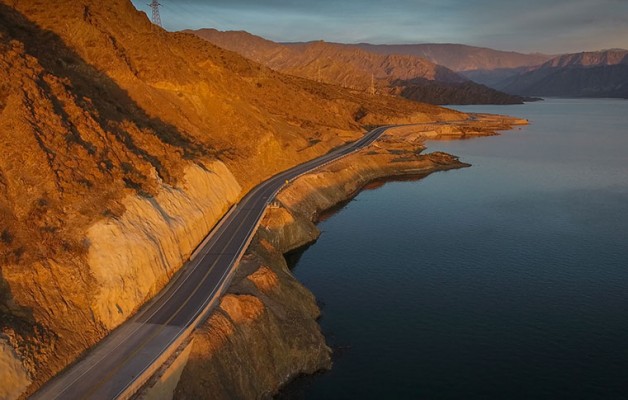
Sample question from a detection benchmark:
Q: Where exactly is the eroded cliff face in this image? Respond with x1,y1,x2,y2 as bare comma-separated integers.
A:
0,161,241,397
87,162,241,330
173,237,330,400
169,117,526,400
0,339,30,400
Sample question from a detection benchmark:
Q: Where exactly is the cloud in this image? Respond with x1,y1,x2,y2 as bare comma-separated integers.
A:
132,0,628,53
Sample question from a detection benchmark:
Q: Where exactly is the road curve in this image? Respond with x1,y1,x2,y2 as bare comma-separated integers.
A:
31,126,390,400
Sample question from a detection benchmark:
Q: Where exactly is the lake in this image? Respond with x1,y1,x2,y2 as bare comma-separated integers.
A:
280,98,628,399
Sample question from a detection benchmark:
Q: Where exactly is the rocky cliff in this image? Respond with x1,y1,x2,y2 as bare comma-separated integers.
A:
172,235,330,400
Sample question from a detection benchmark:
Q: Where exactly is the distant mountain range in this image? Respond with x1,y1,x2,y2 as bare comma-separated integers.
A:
352,44,628,99
186,29,529,105
187,29,628,101
355,43,551,72
495,50,628,98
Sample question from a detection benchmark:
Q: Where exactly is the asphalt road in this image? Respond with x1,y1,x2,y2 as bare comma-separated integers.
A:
31,125,389,400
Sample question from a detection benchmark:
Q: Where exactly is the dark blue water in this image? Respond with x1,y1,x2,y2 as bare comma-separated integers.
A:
284,99,628,399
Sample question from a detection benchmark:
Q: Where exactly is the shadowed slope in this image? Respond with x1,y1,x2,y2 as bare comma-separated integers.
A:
497,50,628,98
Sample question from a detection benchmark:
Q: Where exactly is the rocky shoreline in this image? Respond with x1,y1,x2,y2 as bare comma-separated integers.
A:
139,116,526,400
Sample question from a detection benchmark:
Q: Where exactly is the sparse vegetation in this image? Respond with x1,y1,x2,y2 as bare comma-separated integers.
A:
0,229,12,244
353,106,368,122
399,79,525,105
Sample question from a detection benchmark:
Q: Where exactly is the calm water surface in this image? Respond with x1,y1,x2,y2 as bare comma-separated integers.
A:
281,99,628,399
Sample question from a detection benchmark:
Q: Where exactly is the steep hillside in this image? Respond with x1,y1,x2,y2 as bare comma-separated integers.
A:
0,0,470,397
497,50,628,98
355,43,551,72
460,66,535,88
188,30,464,85
356,43,551,89
541,49,628,68
189,29,526,105
397,79,529,105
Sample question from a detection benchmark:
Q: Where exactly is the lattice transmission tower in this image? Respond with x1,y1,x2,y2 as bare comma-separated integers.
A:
148,0,162,27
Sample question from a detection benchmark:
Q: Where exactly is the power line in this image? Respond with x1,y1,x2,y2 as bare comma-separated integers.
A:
148,0,162,27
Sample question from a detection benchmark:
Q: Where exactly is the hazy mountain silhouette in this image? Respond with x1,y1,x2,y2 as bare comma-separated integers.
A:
496,50,628,98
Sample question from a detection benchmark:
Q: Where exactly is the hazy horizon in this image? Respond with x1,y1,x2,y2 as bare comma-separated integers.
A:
131,0,628,54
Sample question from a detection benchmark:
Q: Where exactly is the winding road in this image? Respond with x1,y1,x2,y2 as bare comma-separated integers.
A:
32,125,390,400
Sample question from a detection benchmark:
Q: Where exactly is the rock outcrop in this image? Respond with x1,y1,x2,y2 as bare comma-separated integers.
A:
0,161,241,398
173,238,330,400
0,339,31,400
86,162,241,330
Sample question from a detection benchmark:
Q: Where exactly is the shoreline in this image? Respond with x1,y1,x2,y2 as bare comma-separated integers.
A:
283,169,467,269
141,114,527,399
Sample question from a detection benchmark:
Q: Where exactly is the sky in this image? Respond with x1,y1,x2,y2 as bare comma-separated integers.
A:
131,0,628,54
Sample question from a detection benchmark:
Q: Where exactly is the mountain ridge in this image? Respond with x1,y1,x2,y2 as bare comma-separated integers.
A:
539,49,628,68
496,49,628,98
187,29,528,105
353,42,551,72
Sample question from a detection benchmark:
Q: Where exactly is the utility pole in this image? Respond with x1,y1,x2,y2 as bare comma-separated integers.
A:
148,0,162,27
